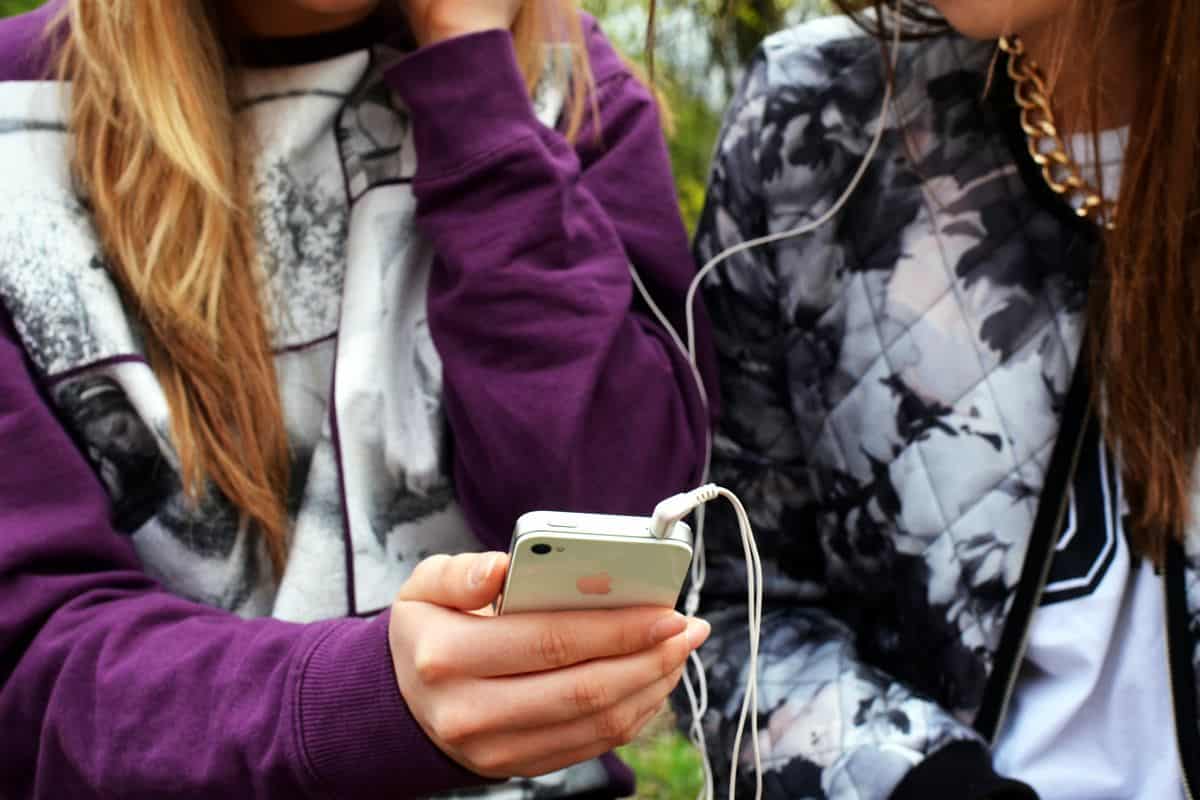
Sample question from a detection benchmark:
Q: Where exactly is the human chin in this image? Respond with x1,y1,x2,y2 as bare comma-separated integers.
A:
291,0,379,16
927,0,1074,40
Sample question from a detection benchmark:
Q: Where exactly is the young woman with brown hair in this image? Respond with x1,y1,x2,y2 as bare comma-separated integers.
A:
0,0,716,797
690,0,1199,797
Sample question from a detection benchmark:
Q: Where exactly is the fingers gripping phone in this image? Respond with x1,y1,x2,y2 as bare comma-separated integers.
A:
496,511,694,614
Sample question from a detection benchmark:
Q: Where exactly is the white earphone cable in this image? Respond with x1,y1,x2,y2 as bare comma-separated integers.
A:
685,4,903,364
632,4,903,798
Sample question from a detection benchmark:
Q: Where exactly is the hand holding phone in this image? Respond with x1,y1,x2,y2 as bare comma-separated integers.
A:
387,552,710,779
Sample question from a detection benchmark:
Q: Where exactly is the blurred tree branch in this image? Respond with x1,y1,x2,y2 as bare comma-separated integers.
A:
708,0,785,96
584,0,828,229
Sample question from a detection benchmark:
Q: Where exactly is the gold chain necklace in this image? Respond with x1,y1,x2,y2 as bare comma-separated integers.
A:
998,35,1117,230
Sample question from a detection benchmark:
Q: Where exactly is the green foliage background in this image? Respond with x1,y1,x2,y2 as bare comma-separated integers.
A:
0,1,830,797
584,0,829,229
0,0,33,15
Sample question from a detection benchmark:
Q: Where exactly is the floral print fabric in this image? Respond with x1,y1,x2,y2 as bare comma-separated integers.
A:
684,16,1107,799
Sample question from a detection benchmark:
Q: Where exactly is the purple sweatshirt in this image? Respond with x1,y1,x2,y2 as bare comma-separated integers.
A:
0,3,716,798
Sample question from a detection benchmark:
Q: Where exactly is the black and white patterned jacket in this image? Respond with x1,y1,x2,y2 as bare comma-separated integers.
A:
682,16,1200,800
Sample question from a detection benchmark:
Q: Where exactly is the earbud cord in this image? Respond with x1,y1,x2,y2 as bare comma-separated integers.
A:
631,3,902,797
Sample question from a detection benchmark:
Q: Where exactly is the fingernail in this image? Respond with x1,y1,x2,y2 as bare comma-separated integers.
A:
649,612,687,645
469,553,499,588
685,618,711,650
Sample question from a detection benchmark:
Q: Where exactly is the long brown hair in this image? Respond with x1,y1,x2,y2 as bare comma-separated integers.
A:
55,1,595,574
835,0,1200,565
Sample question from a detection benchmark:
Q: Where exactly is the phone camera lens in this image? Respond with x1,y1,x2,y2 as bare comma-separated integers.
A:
531,543,552,555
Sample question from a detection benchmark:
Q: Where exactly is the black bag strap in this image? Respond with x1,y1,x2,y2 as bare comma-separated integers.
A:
974,337,1094,740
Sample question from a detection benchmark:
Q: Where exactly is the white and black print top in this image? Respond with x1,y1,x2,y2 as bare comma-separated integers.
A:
993,129,1185,800
994,420,1183,799
0,41,486,620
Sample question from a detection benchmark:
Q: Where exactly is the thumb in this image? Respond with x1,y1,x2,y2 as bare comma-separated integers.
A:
396,551,509,611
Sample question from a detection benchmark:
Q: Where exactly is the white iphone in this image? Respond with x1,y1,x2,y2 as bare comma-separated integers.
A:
496,511,694,614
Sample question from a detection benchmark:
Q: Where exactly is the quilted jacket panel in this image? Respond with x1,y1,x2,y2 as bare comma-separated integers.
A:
677,16,1185,800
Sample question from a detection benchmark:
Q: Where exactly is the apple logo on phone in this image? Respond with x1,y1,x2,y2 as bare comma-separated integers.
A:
576,572,613,595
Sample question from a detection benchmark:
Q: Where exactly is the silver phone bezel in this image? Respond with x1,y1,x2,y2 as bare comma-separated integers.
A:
510,511,693,550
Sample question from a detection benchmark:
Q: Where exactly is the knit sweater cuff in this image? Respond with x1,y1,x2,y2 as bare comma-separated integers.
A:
295,611,492,796
385,29,541,181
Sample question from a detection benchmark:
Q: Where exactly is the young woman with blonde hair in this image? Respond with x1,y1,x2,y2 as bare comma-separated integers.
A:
0,0,715,797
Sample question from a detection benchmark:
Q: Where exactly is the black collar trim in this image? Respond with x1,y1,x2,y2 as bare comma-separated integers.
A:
234,9,412,69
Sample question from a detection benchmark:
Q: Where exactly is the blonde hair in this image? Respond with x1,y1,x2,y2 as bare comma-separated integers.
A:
56,1,595,574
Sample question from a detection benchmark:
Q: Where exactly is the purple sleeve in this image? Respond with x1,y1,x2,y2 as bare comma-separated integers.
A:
386,21,718,546
0,1,64,81
0,316,484,798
